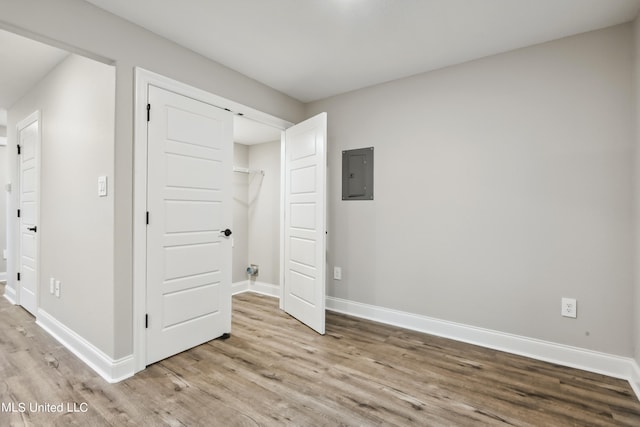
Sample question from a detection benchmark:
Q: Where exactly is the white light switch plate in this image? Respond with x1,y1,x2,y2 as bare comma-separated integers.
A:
98,176,107,197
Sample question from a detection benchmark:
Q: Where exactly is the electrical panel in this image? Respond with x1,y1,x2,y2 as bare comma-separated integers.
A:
342,147,374,200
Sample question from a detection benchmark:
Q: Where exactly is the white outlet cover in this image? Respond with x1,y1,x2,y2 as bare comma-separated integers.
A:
333,266,342,280
561,297,577,318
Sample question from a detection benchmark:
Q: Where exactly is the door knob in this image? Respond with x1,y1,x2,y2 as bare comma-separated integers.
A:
221,228,232,237
27,226,37,232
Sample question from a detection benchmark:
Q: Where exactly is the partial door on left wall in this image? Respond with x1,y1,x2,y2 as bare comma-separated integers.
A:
17,111,40,317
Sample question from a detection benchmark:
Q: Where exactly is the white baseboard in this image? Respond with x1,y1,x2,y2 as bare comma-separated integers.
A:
249,280,280,298
3,284,17,304
0,272,6,281
36,309,134,383
233,280,280,298
232,280,249,295
326,296,640,400
630,360,640,400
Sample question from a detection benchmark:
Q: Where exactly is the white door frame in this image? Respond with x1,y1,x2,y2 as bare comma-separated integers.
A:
15,110,41,314
133,68,292,372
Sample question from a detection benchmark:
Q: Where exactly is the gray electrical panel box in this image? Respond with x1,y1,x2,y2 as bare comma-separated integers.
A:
342,147,374,200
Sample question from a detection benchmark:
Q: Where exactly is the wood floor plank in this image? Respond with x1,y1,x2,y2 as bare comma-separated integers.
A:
1,286,639,426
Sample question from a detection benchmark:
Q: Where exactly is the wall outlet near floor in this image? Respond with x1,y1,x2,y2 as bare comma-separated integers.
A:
333,266,342,280
55,280,61,298
561,297,577,318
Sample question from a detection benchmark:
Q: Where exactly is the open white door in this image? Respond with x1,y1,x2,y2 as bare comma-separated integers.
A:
17,112,40,317
145,85,233,365
282,113,327,334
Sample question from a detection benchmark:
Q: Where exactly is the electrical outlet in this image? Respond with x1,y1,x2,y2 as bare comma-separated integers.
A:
55,280,61,298
561,297,577,318
333,266,342,280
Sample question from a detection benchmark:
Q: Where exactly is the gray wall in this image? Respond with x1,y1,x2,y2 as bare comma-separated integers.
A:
1,0,304,359
232,141,281,287
634,17,640,367
8,54,116,354
233,143,249,284
248,140,281,286
0,132,6,277
307,24,635,356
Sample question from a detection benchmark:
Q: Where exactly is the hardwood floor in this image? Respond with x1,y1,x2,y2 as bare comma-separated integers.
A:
1,287,639,426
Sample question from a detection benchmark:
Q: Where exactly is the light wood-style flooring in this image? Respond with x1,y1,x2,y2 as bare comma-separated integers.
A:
1,287,639,426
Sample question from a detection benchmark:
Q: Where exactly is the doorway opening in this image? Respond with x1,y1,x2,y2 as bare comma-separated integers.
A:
231,116,283,299
0,28,116,332
134,68,327,371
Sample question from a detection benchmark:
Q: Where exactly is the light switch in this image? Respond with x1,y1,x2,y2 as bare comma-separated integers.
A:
98,176,107,197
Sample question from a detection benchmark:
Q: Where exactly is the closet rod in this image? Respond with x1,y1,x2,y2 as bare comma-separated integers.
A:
233,166,265,176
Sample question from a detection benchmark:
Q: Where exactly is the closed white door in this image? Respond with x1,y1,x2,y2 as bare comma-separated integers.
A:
17,112,40,317
146,85,233,365
283,113,327,334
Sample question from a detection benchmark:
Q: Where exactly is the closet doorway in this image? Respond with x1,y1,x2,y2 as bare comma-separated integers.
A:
233,112,328,334
232,117,282,297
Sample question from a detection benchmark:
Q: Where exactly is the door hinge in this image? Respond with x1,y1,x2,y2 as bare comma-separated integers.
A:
17,144,21,155
17,272,20,281
145,314,148,329
147,104,151,122
17,209,20,218
146,211,149,225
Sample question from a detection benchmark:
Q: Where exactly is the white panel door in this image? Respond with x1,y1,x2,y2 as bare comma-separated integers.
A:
146,85,233,365
18,113,40,317
283,113,327,334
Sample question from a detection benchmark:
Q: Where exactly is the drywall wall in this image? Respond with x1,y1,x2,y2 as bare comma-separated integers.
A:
248,141,281,286
8,54,115,354
1,0,304,359
0,132,6,278
233,143,249,284
634,15,640,367
307,24,635,356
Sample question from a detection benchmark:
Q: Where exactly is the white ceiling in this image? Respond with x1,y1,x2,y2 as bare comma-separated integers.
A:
0,30,69,126
83,0,640,102
0,30,273,143
3,1,640,136
234,115,281,145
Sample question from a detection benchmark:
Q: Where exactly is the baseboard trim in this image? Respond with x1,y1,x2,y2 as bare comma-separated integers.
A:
233,280,280,298
232,280,249,295
630,360,640,400
3,284,16,304
36,309,134,383
249,280,280,298
326,296,640,400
